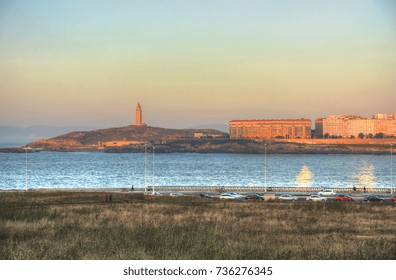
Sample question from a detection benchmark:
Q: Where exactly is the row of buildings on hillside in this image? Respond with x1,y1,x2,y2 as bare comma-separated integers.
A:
133,102,396,140
229,113,396,139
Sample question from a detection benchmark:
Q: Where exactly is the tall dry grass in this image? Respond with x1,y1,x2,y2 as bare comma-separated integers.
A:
0,191,395,259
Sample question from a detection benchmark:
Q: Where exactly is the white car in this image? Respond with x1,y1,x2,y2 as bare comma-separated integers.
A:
306,195,327,202
169,192,184,196
219,192,243,199
145,191,162,196
278,194,298,201
318,189,336,196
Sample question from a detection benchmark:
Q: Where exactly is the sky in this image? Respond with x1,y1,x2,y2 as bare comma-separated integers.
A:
0,0,395,129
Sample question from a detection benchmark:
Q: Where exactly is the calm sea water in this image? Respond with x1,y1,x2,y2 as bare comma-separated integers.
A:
0,152,393,190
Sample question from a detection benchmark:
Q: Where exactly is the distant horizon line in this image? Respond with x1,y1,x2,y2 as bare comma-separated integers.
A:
0,123,228,129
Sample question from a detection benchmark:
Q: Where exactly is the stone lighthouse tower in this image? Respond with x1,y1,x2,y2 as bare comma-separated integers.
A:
135,102,143,126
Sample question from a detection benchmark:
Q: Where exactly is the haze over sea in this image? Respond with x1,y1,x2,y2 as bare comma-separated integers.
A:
0,152,392,191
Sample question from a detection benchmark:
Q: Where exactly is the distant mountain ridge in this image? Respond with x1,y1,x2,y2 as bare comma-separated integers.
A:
187,124,228,133
0,125,98,147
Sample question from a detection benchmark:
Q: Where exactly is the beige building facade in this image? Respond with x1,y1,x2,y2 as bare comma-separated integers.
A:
229,119,312,139
315,114,396,138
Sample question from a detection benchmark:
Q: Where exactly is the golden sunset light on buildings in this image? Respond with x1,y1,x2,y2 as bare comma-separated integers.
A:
229,119,312,139
315,113,396,138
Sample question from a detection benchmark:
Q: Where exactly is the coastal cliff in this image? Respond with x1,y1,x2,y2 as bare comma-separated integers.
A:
104,138,395,155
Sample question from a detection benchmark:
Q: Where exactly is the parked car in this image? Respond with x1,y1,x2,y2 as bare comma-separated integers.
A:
306,195,327,202
278,194,298,201
318,189,336,196
391,195,396,203
199,193,213,198
245,194,264,200
335,194,354,202
145,191,162,196
169,192,184,196
219,192,242,199
363,195,384,203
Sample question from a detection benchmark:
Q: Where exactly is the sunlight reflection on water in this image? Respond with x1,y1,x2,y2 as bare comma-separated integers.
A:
296,165,313,187
352,164,377,188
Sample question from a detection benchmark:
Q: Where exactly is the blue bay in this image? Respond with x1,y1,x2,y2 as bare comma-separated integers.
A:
0,152,393,190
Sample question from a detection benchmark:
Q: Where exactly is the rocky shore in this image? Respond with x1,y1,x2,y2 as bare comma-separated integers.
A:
103,138,395,154
3,138,395,154
0,147,28,153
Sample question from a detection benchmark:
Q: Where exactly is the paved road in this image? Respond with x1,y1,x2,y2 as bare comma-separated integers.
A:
141,189,395,203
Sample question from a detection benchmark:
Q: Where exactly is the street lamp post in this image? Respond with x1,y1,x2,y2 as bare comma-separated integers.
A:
391,144,393,195
144,144,147,193
264,143,267,193
152,146,155,194
25,146,28,191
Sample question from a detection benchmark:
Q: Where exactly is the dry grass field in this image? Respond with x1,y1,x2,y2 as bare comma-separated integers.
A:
0,191,395,260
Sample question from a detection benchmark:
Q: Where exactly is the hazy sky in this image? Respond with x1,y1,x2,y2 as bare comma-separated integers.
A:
1,0,395,129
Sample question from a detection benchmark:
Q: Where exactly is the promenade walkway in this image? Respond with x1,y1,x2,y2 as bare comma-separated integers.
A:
147,186,392,194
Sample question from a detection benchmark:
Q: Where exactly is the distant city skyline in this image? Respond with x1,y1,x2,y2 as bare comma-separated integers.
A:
1,1,395,129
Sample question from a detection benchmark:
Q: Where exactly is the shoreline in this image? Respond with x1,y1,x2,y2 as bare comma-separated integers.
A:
1,186,392,194
2,138,396,154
